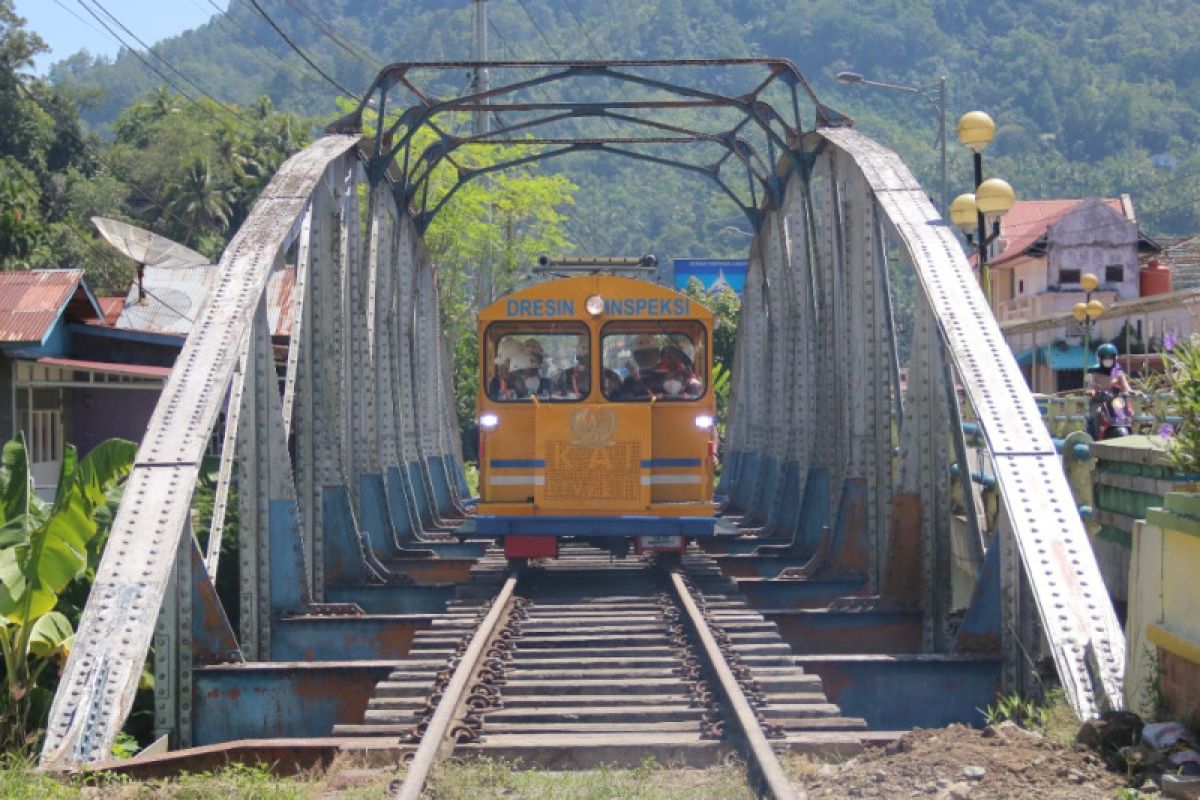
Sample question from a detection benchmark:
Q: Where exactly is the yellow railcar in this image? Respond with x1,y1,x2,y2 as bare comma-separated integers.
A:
474,275,717,560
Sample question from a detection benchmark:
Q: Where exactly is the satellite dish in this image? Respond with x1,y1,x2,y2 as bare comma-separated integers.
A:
91,217,210,304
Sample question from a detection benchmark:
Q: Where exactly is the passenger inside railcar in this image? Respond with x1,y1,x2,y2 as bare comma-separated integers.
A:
486,326,589,402
600,323,707,402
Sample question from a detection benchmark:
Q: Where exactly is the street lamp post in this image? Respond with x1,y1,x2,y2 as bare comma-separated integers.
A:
1072,272,1105,385
949,111,1015,307
836,71,947,216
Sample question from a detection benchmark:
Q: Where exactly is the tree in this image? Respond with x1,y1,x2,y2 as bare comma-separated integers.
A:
0,157,43,267
167,156,233,249
0,436,136,753
682,276,742,427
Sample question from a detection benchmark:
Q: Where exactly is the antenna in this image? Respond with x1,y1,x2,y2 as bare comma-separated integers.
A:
90,217,210,305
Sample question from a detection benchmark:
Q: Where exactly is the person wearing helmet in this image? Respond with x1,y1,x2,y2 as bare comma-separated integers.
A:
1087,343,1131,396
1086,342,1132,437
657,336,702,399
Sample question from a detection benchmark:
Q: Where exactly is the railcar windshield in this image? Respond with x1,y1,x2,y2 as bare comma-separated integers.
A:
485,322,590,402
600,321,707,402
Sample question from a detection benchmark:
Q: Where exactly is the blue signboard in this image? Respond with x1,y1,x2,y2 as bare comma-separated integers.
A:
672,258,746,296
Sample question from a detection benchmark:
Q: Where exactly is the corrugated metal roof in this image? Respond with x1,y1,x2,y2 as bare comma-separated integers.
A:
1152,235,1200,290
267,268,294,339
115,265,295,339
0,269,98,345
96,296,125,326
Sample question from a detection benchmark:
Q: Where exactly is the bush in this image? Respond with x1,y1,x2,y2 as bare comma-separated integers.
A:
1160,338,1200,474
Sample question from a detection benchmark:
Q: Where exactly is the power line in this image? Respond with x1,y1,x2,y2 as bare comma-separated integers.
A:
1,158,121,286
276,0,377,69
246,0,360,99
47,0,108,41
562,0,604,59
15,81,193,230
72,0,251,133
184,0,304,84
486,17,521,60
80,0,265,132
513,0,561,58
198,0,323,88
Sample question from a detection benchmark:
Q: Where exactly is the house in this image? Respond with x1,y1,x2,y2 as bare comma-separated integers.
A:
0,270,171,496
985,197,1185,392
0,265,296,498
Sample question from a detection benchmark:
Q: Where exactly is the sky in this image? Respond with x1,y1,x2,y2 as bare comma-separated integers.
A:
15,0,213,74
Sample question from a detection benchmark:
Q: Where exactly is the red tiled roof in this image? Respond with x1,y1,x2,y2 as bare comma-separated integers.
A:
990,198,1125,266
35,356,170,379
0,269,98,345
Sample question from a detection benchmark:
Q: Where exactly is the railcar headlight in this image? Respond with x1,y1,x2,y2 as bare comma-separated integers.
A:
1111,397,1126,410
585,294,605,316
479,413,499,430
694,414,714,430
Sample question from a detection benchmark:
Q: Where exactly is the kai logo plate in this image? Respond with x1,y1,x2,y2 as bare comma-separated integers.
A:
569,407,618,448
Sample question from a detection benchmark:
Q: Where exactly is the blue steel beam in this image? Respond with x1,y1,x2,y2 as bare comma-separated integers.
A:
191,663,394,746
795,655,1002,730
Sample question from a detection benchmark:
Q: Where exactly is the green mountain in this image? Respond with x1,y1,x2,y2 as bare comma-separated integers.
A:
49,0,1200,256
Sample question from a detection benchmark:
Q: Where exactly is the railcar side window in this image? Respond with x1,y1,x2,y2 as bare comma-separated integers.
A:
600,321,707,402
485,322,590,402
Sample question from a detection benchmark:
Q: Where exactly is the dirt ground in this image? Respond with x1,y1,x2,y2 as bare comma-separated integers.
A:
788,723,1134,800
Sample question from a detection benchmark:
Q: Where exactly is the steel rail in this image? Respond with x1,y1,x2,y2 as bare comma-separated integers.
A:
667,570,798,800
394,574,519,800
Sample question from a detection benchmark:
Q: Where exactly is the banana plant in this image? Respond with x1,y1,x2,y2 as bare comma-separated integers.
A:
0,435,135,752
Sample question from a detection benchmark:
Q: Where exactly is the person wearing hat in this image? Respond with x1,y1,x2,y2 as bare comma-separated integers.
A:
618,334,663,400
657,337,702,399
508,347,547,399
488,338,525,400
555,338,591,399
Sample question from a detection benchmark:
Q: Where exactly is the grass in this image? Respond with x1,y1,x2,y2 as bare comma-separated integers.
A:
978,688,1080,745
429,757,756,800
0,756,760,799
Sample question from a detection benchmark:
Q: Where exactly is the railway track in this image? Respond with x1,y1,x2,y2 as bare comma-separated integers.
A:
335,546,866,799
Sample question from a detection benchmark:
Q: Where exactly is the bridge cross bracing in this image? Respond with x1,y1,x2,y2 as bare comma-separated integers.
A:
39,61,1123,767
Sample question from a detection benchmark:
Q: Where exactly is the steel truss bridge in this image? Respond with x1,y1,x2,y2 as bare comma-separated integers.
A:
40,59,1123,767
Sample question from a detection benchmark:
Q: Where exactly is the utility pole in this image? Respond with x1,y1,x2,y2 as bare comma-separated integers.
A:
472,0,490,135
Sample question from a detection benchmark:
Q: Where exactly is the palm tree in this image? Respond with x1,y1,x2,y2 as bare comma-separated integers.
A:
167,156,233,247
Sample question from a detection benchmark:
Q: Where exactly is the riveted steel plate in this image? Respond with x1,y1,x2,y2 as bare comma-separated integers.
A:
42,135,361,768
817,128,1124,717
824,132,1053,458
990,453,1125,714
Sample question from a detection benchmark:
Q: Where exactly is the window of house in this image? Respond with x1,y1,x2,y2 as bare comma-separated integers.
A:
1018,279,1025,294
1105,265,1124,283
1059,269,1081,285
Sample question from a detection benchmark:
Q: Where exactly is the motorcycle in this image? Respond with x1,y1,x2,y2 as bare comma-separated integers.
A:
1089,388,1134,440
